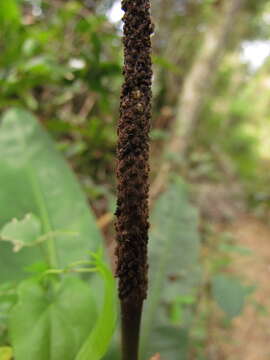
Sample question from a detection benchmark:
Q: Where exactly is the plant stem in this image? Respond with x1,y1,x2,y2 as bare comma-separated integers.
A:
43,267,98,277
121,300,143,360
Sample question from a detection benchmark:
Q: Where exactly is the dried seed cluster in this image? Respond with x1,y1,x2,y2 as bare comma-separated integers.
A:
115,0,153,301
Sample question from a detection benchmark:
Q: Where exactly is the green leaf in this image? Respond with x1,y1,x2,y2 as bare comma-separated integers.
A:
0,108,103,281
0,347,13,360
0,213,42,252
75,253,117,360
0,283,17,346
212,274,247,318
219,243,252,255
146,326,189,360
0,0,20,26
170,295,196,324
10,277,97,360
140,179,201,360
24,262,49,275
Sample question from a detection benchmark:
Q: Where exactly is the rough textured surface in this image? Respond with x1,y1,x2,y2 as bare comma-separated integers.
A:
115,0,153,302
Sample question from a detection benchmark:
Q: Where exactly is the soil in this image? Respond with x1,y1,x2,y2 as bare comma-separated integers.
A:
212,214,270,360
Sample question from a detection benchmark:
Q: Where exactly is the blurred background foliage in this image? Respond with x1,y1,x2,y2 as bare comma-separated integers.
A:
1,0,270,359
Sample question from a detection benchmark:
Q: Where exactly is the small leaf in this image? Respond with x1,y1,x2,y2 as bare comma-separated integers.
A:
0,347,13,360
212,274,247,318
147,326,189,360
75,253,117,360
219,243,252,255
170,295,196,324
24,261,49,275
0,213,42,252
10,277,97,360
175,295,196,305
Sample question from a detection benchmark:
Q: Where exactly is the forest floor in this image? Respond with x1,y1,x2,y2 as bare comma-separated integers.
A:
214,214,270,360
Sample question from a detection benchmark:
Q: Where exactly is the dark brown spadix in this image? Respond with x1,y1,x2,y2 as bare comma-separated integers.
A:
114,0,153,359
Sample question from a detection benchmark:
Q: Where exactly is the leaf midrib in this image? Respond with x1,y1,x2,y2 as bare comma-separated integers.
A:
27,167,58,268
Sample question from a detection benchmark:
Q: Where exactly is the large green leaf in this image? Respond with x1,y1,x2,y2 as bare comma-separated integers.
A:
140,179,201,360
9,277,97,360
0,108,103,281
